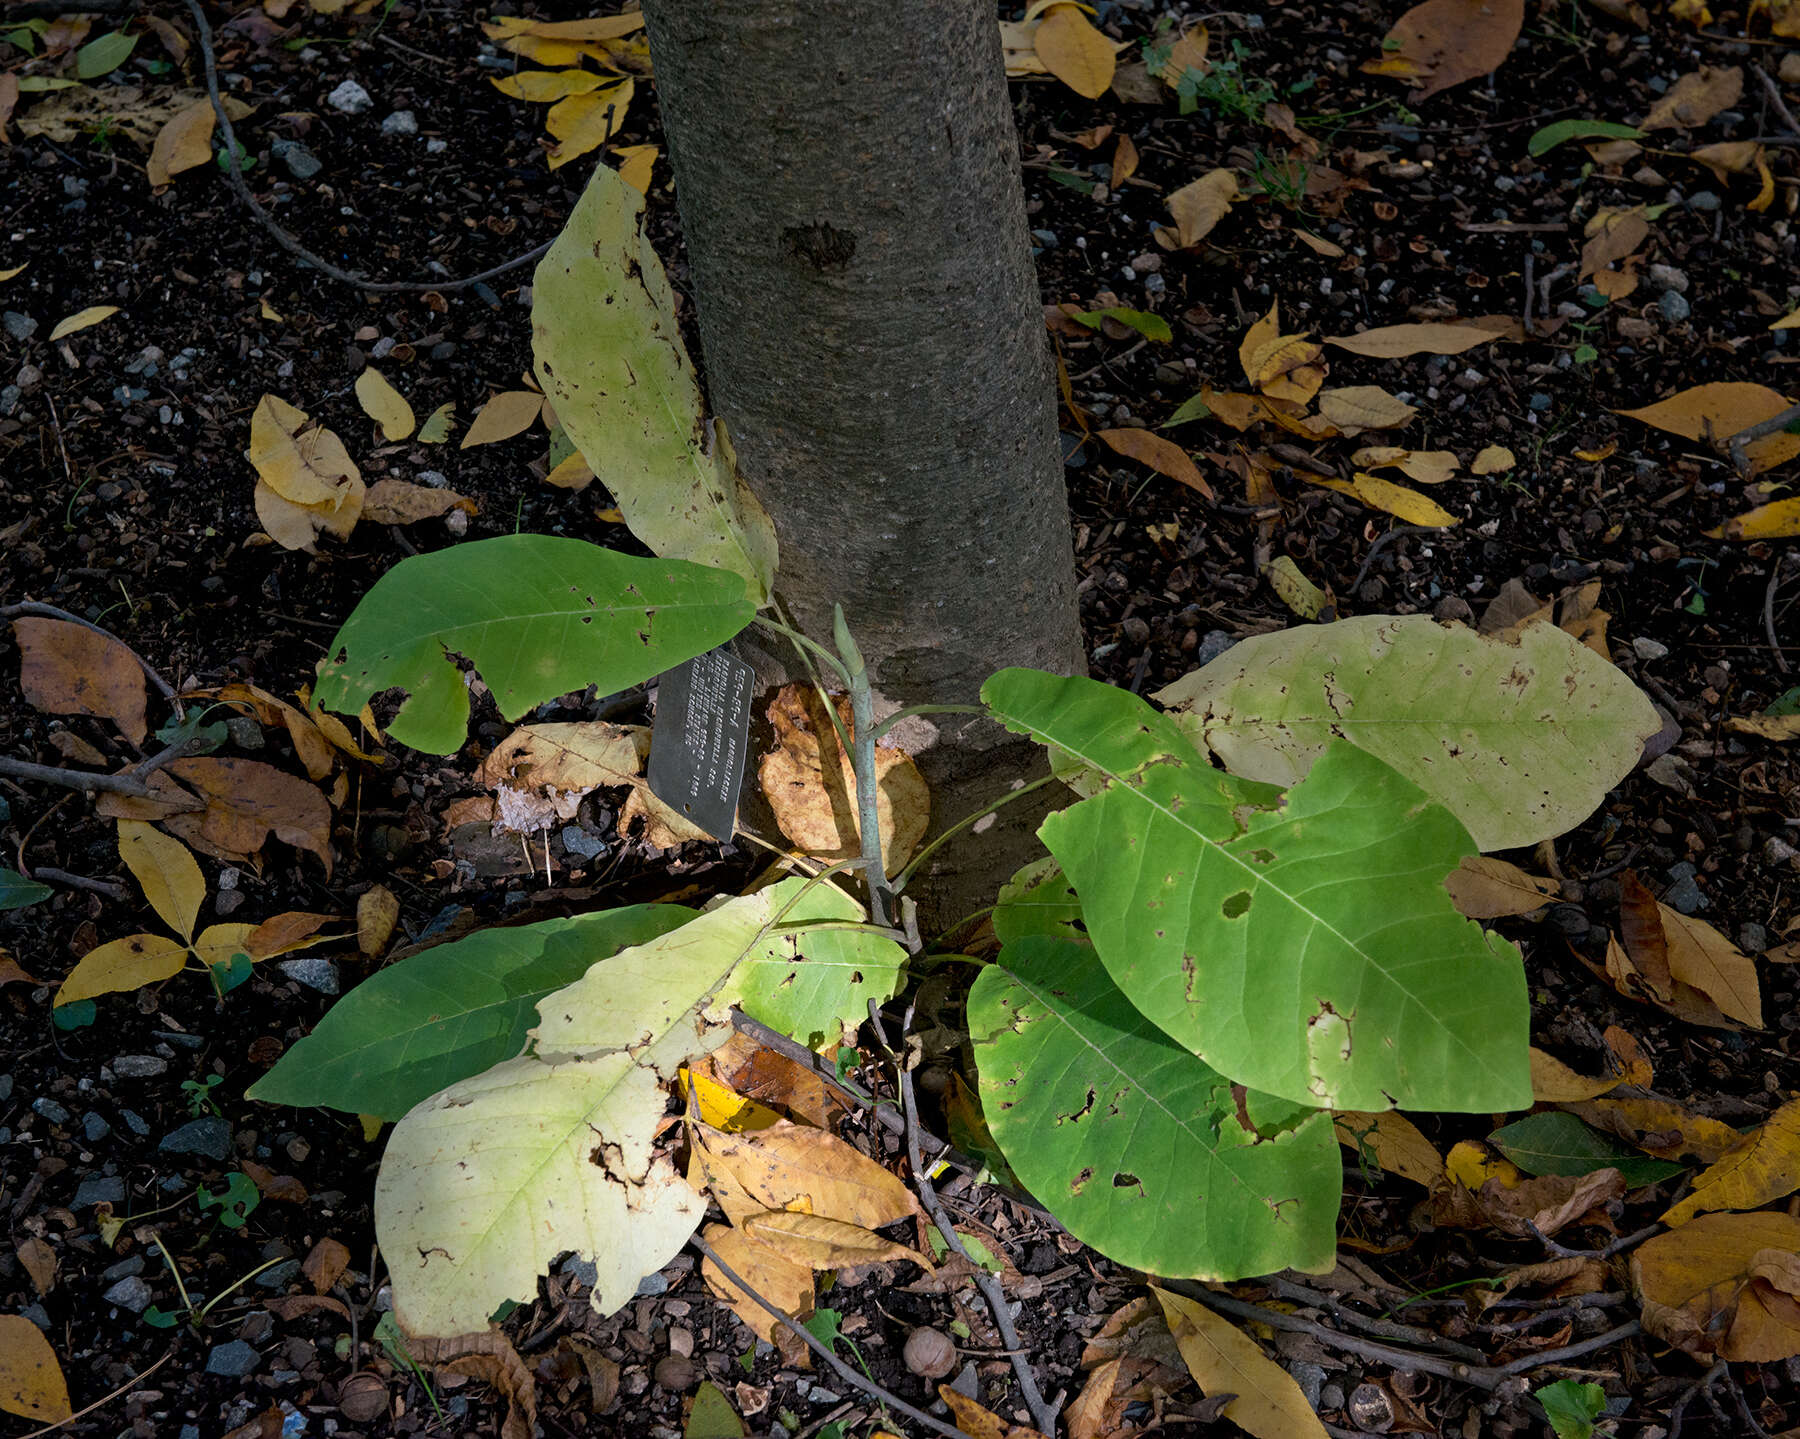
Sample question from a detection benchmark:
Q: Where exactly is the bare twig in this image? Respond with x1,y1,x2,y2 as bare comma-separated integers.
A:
6,1346,175,1439
180,0,553,293
687,1233,970,1439
1765,555,1792,676
1755,64,1800,139
1264,1276,1488,1362
27,868,129,901
0,756,164,799
1727,400,1800,477
870,992,1060,1435
2,601,178,703
1523,1220,1661,1262
1495,1320,1642,1376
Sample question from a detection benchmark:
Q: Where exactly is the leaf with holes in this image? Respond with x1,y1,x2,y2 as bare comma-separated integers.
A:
982,669,1532,1112
970,936,1339,1278
311,535,754,754
1154,615,1659,852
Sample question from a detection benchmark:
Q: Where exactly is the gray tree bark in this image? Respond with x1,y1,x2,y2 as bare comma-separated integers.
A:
639,0,1085,928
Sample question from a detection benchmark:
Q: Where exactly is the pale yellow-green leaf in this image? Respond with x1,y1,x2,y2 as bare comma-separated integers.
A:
191,923,259,969
532,163,777,602
0,265,26,282
354,368,415,441
1154,614,1661,852
1713,498,1800,541
615,143,657,194
47,305,119,342
1773,308,1800,331
1324,318,1520,357
117,819,203,942
459,390,544,449
1473,444,1517,474
1152,1286,1330,1439
54,933,189,1006
1263,556,1327,619
1316,385,1418,433
416,402,455,444
377,1052,706,1337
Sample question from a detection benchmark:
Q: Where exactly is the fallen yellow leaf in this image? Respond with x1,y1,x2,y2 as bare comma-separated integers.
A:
354,367,416,441
1166,168,1238,247
1663,1098,1800,1226
1152,1286,1330,1439
146,97,214,186
1034,4,1115,98
47,304,120,341
461,390,546,448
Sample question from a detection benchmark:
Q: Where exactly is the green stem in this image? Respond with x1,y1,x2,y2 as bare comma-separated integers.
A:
864,703,986,746
834,605,891,929
891,775,1059,896
751,615,851,683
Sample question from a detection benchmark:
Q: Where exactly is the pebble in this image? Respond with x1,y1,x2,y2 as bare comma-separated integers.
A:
206,1341,262,1378
562,825,607,860
32,1098,70,1125
417,470,448,487
1143,272,1165,295
1689,190,1722,212
1529,392,1553,412
16,363,42,390
270,138,323,181
562,1255,599,1288
113,1054,168,1078
426,138,448,155
160,1117,232,1161
18,1305,50,1332
1194,630,1237,666
1632,636,1669,660
370,336,395,359
121,1109,151,1136
0,385,19,417
429,340,456,361
255,1259,302,1289
1319,1382,1346,1413
225,716,264,749
1289,1362,1326,1409
1030,228,1058,249
1662,873,1705,914
636,1270,669,1297
74,1176,125,1208
103,1255,145,1282
380,109,418,137
279,958,340,995
1658,290,1691,324
327,79,374,115
104,1276,153,1313
1648,263,1689,293
83,1111,111,1142
216,890,246,916
1740,922,1769,953
4,311,37,342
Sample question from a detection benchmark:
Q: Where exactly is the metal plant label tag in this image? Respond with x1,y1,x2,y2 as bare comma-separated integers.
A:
646,647,754,842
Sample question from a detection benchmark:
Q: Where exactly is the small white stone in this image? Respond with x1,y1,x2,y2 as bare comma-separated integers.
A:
1632,636,1669,661
328,79,374,115
381,109,418,137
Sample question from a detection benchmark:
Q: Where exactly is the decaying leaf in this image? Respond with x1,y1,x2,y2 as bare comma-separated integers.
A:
1530,1047,1623,1104
1662,1098,1800,1226
689,1119,921,1230
1153,1287,1329,1439
355,368,416,441
0,1315,71,1423
1263,555,1330,620
1362,0,1526,100
1303,471,1459,526
1617,382,1800,475
699,1220,814,1350
1633,1211,1800,1360
1165,169,1238,247
13,616,148,743
1034,4,1115,99
1096,427,1215,499
120,757,334,876
1324,316,1522,357
362,479,476,526
461,390,546,448
1617,871,1761,1027
146,97,215,186
756,686,929,877
1642,66,1743,129
546,79,635,169
1335,1110,1445,1186
1316,386,1418,434
1444,856,1558,919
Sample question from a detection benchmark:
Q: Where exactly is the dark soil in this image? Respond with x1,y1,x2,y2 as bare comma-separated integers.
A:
2,2,1799,1438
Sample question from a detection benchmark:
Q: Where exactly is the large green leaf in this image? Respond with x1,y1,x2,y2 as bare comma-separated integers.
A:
377,878,905,1336
983,668,1531,1113
1488,1112,1683,1187
312,536,754,753
0,868,52,911
969,936,1340,1279
1153,616,1659,852
245,904,693,1120
533,163,778,602
992,858,1085,947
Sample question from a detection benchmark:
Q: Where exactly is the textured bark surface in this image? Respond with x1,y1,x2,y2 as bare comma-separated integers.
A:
640,0,1086,925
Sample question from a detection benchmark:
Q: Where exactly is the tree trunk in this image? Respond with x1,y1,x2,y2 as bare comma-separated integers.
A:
640,0,1085,929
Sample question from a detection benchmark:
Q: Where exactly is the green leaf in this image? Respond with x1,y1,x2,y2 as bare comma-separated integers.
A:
802,1307,844,1349
1489,1112,1682,1187
1765,686,1800,717
52,999,95,1031
1527,120,1644,157
75,30,138,79
0,868,52,910
1071,307,1173,343
247,904,694,1120
198,1172,261,1229
1161,393,1212,428
1537,1379,1609,1439
312,536,754,753
983,669,1531,1113
970,936,1340,1278
686,1381,745,1439
532,164,777,603
991,857,1085,948
208,952,252,998
1154,615,1660,852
